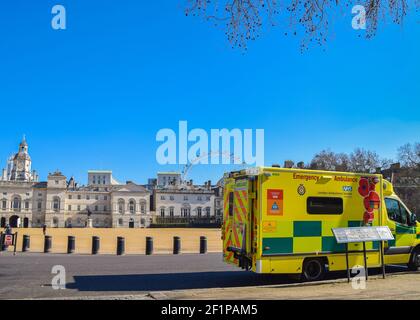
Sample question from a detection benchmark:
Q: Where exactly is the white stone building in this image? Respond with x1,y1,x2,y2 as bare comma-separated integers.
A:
0,138,151,228
154,172,220,224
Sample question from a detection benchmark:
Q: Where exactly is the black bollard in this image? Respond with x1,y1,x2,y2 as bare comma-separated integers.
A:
0,233,5,252
173,236,181,255
117,237,125,256
67,236,75,254
200,236,207,254
145,236,153,255
22,235,30,252
92,236,100,255
44,235,52,253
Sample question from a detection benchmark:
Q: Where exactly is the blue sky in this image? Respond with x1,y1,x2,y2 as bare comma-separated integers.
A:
0,0,419,185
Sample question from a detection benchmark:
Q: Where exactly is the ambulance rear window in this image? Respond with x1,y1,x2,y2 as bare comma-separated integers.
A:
228,192,234,217
307,197,343,215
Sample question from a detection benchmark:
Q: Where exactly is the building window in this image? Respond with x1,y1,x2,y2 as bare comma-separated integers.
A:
169,207,174,217
161,195,165,200
206,196,211,201
37,200,42,211
53,197,60,212
86,195,90,200
184,196,188,201
197,207,202,218
129,200,136,214
104,206,107,212
95,205,98,212
95,195,99,200
307,197,343,215
77,205,81,211
104,196,108,201
160,208,165,217
2,200,6,210
206,207,211,217
77,195,81,200
170,196,174,201
55,180,59,185
12,196,21,211
118,199,125,214
25,201,29,210
68,195,72,200
140,202,146,214
68,205,72,211
197,196,202,201
118,218,123,226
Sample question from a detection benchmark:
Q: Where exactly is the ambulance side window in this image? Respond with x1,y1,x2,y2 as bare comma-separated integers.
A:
307,197,343,215
228,192,234,217
385,198,407,225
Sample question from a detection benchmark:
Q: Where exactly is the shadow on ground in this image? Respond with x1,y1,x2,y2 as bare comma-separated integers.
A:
66,265,407,292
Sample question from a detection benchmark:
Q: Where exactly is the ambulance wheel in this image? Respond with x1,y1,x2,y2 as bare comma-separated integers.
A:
408,248,420,271
302,258,326,282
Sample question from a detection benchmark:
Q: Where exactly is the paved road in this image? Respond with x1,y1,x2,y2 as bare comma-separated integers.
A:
0,252,417,299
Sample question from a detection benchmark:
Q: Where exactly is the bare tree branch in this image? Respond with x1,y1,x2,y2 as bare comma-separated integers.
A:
185,0,419,50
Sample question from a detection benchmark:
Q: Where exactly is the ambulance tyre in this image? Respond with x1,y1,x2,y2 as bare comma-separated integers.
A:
408,247,420,271
302,258,326,282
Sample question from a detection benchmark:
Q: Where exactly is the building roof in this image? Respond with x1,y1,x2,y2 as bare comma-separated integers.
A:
112,182,149,193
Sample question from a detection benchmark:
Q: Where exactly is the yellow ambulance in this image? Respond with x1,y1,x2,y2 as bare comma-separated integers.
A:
222,166,419,281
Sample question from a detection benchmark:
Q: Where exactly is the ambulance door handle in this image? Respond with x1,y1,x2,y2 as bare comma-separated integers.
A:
263,246,270,251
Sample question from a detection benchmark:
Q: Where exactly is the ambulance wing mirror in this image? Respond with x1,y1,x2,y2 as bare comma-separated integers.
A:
410,214,418,226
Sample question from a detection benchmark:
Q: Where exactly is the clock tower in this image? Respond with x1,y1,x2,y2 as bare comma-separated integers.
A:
9,136,35,182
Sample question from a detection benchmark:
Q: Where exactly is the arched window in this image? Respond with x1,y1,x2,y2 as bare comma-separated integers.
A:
129,199,136,214
181,205,191,217
160,207,165,217
12,196,21,211
52,197,60,212
118,199,125,214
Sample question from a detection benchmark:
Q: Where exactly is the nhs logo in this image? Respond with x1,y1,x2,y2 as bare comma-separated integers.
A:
343,186,353,192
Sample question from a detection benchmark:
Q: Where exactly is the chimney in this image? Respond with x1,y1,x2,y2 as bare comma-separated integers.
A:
390,163,401,171
284,160,294,168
